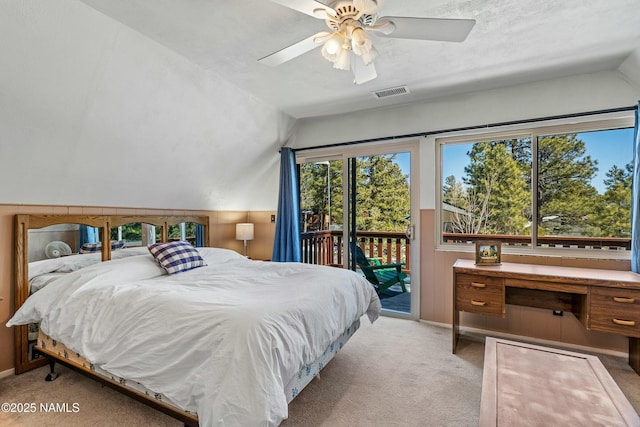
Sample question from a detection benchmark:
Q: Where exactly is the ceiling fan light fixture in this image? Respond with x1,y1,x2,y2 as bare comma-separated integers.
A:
351,27,373,56
333,47,351,70
359,45,378,65
321,33,344,61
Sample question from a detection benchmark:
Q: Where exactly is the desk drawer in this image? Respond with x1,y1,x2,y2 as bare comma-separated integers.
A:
590,287,640,338
456,274,505,317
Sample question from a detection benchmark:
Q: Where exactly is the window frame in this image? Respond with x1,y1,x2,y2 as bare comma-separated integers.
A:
436,114,635,259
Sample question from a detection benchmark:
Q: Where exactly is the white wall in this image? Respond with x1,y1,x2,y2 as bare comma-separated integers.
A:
0,0,294,210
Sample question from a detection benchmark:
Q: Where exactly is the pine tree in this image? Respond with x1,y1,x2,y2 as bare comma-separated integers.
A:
463,141,530,234
537,134,599,235
299,155,410,233
588,163,632,237
355,155,410,232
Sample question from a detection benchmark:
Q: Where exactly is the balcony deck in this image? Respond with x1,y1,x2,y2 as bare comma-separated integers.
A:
302,230,412,313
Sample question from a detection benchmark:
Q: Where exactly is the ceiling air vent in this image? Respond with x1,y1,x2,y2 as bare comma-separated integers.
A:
372,86,410,99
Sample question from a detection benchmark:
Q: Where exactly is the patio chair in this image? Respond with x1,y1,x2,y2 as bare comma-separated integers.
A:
354,246,407,296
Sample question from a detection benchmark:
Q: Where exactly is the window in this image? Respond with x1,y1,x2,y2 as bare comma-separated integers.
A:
111,223,162,246
439,117,634,253
167,222,198,245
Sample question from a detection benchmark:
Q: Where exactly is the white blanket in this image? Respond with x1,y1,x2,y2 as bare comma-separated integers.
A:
8,248,381,426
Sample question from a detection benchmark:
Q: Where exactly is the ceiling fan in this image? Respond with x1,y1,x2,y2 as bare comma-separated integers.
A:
258,0,476,84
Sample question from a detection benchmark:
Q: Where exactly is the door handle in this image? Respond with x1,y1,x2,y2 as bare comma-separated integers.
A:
612,319,636,326
405,224,415,241
613,296,635,304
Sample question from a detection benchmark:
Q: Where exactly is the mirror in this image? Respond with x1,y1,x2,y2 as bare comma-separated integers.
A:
110,221,163,247
15,215,109,373
14,214,209,374
26,223,106,362
166,216,208,248
167,221,205,247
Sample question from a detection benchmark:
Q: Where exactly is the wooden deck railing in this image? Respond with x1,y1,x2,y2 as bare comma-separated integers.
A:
300,231,628,271
301,230,411,272
442,233,631,250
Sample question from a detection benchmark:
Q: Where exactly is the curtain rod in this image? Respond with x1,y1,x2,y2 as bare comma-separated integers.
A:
291,105,638,153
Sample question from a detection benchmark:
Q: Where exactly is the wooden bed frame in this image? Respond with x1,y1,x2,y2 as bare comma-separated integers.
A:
13,214,209,426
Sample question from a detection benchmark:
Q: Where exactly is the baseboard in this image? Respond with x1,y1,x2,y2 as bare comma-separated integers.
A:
0,368,15,379
419,319,628,359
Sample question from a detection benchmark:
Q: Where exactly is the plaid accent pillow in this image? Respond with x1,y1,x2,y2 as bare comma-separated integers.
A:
148,241,207,275
80,240,126,254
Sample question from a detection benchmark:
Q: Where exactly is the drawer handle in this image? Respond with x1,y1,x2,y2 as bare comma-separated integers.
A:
471,282,486,288
612,319,636,327
613,297,636,304
471,300,487,307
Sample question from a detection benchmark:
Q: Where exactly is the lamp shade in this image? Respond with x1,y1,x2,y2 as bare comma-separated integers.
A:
236,223,254,241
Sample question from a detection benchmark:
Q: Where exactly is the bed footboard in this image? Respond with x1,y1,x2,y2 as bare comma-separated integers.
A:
35,331,199,426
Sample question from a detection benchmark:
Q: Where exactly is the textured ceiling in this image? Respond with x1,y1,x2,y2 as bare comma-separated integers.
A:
80,0,640,118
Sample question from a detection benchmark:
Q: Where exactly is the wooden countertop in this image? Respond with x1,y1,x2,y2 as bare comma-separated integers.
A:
453,259,640,290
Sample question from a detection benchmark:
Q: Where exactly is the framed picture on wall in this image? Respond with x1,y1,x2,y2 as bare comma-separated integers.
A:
475,241,501,265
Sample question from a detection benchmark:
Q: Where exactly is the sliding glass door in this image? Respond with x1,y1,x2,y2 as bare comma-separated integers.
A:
299,142,418,318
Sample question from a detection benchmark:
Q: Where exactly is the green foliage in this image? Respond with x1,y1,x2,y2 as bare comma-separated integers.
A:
167,223,197,240
443,132,631,240
111,222,197,243
355,155,410,232
300,161,343,231
537,134,599,235
300,155,410,233
461,140,530,234
587,163,632,237
111,223,142,242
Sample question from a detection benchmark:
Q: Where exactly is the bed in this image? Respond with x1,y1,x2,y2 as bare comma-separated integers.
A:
8,214,381,426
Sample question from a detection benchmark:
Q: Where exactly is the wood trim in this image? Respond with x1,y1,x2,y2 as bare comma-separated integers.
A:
109,215,168,228
27,214,106,229
505,278,588,294
453,259,640,290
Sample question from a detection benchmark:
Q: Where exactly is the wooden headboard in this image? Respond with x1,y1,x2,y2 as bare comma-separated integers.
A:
13,214,210,374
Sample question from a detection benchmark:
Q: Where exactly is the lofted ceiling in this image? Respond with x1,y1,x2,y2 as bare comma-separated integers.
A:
80,0,640,119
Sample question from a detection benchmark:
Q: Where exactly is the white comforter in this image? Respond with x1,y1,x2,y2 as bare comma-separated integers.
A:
8,248,381,426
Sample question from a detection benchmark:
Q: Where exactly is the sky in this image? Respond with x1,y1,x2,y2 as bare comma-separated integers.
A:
395,152,411,181
324,127,633,194
441,127,634,194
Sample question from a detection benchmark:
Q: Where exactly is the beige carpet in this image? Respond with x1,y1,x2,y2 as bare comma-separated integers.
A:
0,317,638,426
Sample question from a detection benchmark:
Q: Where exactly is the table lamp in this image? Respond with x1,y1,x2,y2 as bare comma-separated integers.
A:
236,223,254,257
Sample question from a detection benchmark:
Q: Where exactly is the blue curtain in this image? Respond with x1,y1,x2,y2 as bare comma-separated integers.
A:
632,101,640,273
78,225,99,252
272,147,301,262
195,224,205,247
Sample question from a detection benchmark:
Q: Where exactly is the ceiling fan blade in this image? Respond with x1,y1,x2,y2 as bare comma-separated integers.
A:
258,32,329,67
269,0,337,19
353,0,379,15
372,17,475,42
352,56,377,85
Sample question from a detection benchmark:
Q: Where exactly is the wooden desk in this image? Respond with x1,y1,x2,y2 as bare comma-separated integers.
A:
452,259,640,374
